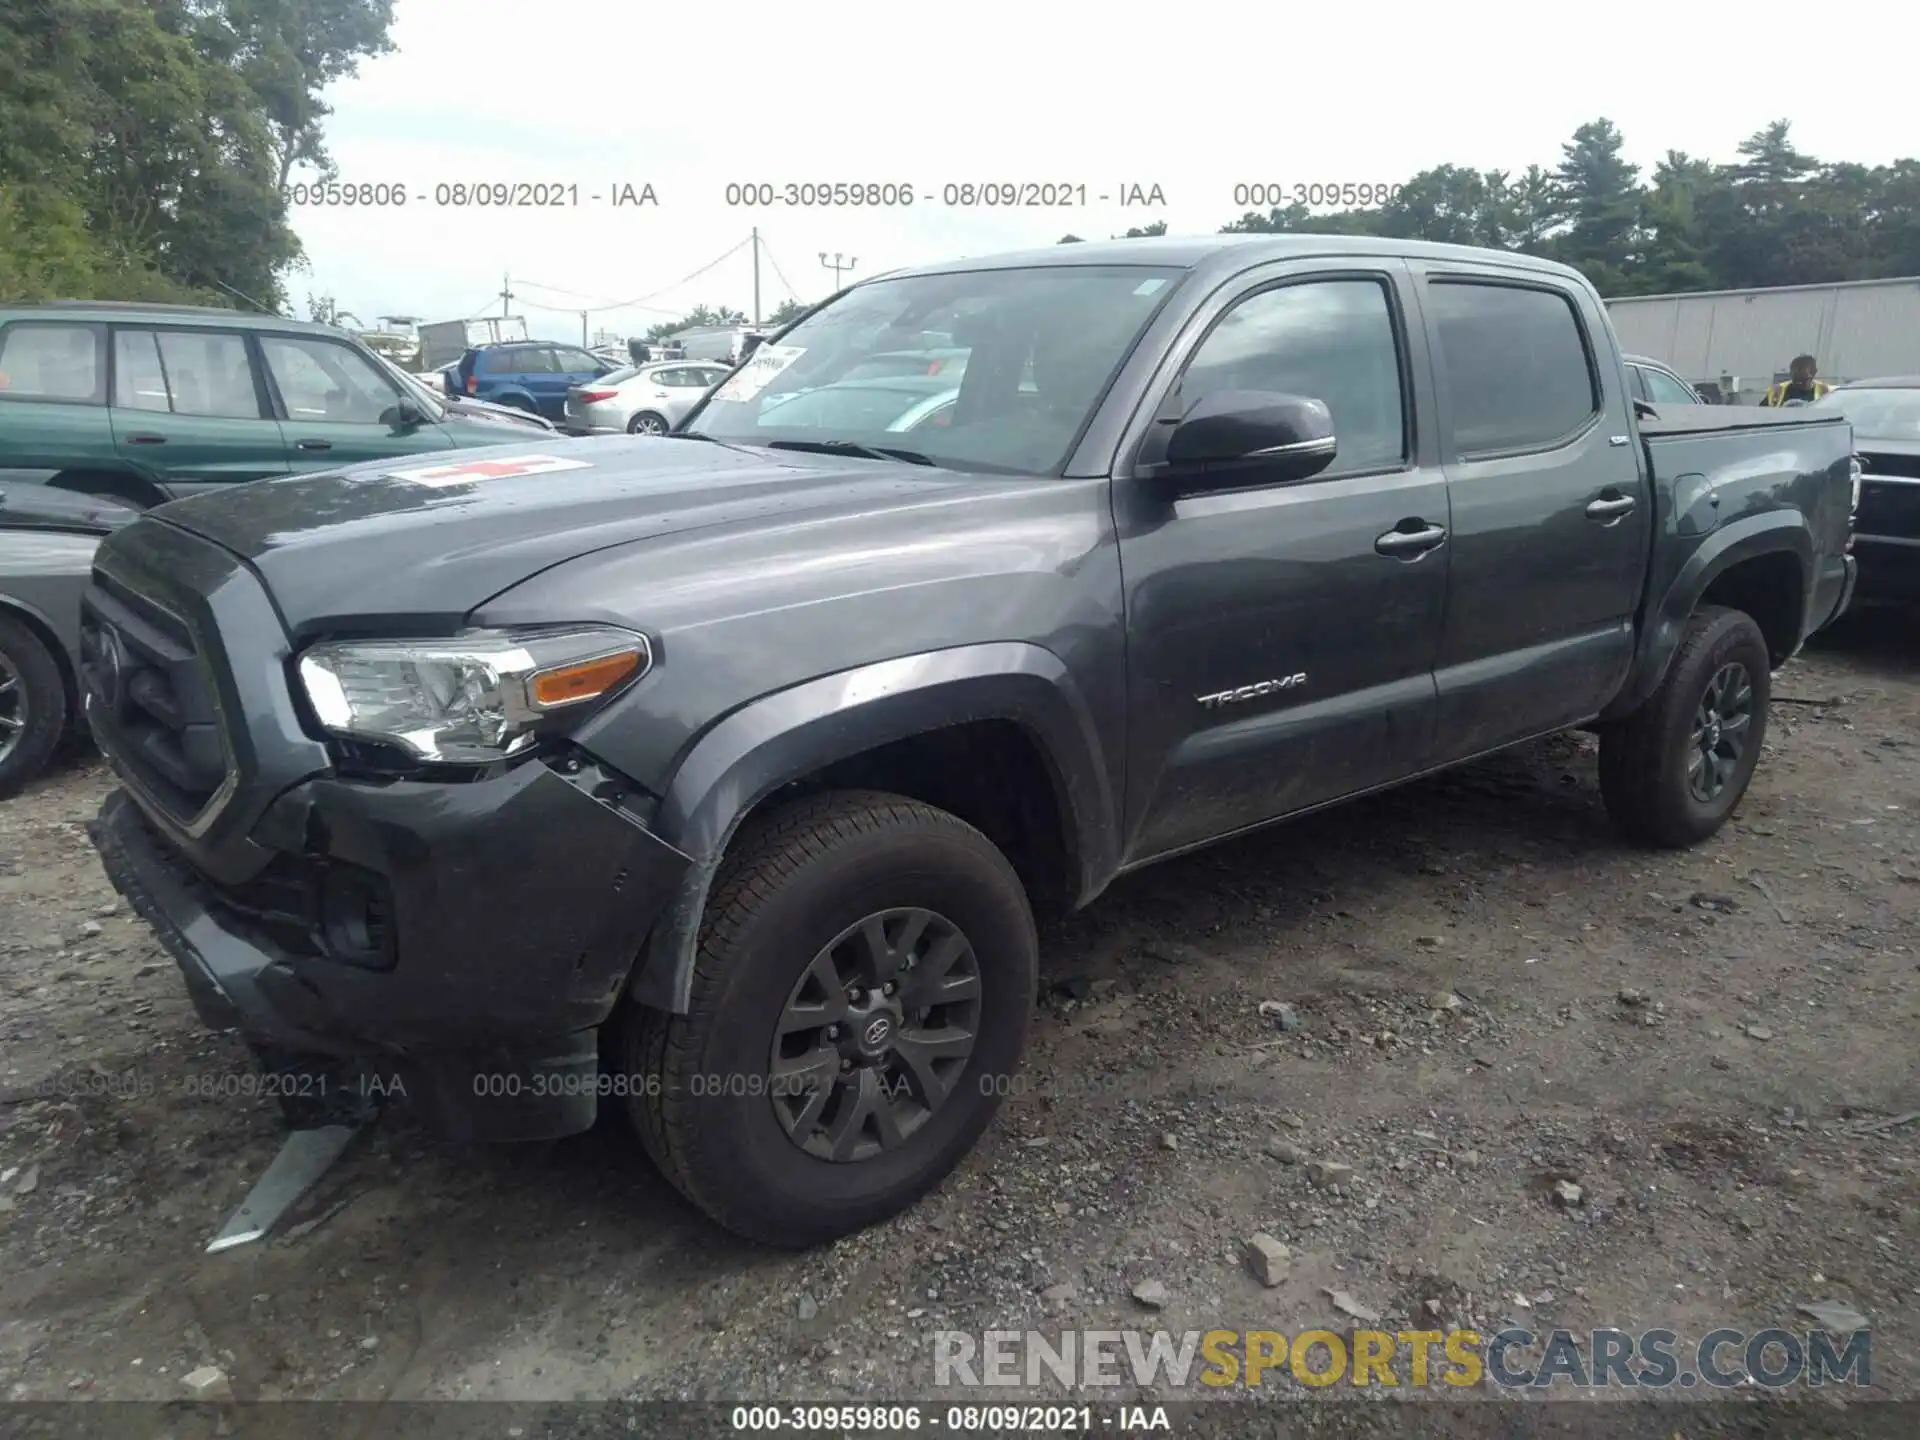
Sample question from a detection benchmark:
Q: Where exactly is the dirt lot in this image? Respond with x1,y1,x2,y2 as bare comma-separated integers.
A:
1,607,1915,1427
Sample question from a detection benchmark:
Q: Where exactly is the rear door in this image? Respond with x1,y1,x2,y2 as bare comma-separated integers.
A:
0,319,117,486
1412,266,1650,762
107,327,289,495
515,346,571,420
257,332,460,473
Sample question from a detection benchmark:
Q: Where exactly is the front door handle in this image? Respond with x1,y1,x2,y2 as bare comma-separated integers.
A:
1375,522,1448,558
1586,492,1637,522
295,438,333,451
124,433,167,445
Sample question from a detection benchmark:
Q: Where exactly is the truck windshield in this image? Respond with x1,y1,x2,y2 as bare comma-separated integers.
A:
683,265,1186,475
1812,387,1920,441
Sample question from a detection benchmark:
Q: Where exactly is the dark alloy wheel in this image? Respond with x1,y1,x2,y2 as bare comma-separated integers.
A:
1599,604,1771,848
628,412,668,435
770,907,982,1163
625,790,1037,1248
0,617,67,799
1687,661,1754,805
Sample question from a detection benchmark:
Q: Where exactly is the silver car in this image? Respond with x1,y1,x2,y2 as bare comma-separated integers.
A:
564,360,733,436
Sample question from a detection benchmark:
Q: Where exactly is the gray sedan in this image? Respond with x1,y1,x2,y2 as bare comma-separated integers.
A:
564,361,733,436
0,486,137,796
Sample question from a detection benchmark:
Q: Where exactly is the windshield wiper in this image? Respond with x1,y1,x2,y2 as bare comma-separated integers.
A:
764,439,936,467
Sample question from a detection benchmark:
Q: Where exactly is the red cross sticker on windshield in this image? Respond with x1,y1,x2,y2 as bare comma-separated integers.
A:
385,454,593,488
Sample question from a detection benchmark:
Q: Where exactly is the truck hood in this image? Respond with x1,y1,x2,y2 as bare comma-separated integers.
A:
145,436,1011,638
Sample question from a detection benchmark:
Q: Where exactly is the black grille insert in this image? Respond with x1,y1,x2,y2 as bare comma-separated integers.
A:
80,578,229,817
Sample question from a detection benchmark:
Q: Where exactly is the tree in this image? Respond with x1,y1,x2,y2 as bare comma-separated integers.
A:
643,304,749,342
1119,221,1167,238
213,0,399,188
1057,234,1085,243
765,297,809,326
0,0,301,305
1549,119,1640,294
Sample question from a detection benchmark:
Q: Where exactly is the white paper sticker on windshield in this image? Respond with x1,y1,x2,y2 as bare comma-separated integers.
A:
713,345,806,403
1134,278,1168,296
384,454,593,488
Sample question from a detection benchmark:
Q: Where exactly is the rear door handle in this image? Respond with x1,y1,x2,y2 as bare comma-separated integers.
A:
1375,522,1448,558
1586,493,1637,522
125,433,167,445
295,439,332,451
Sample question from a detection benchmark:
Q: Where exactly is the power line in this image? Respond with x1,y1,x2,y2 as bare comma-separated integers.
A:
759,241,802,303
572,235,756,314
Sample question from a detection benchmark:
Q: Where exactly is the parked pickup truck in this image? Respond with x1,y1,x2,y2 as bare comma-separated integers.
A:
84,236,1857,1248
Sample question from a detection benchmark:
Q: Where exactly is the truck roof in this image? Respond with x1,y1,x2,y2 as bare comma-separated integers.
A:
879,234,1594,288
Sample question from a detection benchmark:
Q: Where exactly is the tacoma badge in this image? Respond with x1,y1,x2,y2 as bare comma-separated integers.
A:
1197,674,1307,708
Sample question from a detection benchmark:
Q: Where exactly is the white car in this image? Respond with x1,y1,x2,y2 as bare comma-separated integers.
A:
563,360,734,436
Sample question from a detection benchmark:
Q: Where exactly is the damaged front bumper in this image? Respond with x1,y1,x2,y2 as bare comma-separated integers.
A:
89,756,691,1142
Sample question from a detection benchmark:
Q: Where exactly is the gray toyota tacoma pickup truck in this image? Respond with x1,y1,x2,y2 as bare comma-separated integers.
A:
83,236,1858,1248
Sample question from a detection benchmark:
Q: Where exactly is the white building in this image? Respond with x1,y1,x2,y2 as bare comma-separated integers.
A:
1606,275,1920,402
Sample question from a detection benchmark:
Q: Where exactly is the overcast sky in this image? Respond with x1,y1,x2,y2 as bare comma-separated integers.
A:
295,0,1914,343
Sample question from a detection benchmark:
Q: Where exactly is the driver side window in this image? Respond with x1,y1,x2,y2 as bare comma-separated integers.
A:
260,336,401,423
1179,278,1408,476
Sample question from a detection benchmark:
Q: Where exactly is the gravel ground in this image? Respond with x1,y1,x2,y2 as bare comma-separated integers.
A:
0,606,1915,1428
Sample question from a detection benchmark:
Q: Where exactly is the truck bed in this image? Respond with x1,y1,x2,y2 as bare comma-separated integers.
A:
1636,405,1849,437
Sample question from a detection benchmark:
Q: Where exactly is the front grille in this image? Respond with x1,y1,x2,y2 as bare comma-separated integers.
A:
1855,467,1920,540
80,574,230,819
1859,450,1920,482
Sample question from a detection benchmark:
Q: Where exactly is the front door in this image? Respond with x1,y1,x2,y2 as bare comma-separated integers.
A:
1412,269,1651,762
1115,263,1450,863
107,327,290,495
255,333,460,473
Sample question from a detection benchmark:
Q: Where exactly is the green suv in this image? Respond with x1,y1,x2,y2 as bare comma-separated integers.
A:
0,302,545,508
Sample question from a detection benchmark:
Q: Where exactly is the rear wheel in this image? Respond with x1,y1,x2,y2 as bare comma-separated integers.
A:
0,616,68,799
625,790,1037,1247
1599,605,1771,847
628,411,668,435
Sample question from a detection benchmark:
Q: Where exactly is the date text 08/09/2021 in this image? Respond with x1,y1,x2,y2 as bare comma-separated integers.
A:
728,1404,1171,1432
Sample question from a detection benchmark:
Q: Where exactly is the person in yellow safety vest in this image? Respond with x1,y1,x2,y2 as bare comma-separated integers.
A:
1761,355,1833,406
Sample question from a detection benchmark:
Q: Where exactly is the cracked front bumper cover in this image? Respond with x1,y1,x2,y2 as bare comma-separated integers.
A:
89,757,691,1142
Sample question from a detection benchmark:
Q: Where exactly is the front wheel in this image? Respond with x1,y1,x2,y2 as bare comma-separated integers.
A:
0,616,68,799
625,791,1037,1247
1599,605,1771,847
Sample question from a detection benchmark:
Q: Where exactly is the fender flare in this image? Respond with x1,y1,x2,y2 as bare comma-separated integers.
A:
628,642,1119,1012
1602,510,1812,721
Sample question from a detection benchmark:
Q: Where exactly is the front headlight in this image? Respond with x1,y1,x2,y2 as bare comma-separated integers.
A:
297,626,652,764
1849,454,1863,515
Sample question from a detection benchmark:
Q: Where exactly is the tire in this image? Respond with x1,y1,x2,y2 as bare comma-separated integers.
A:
0,616,68,800
1599,605,1771,848
625,790,1037,1247
628,412,668,436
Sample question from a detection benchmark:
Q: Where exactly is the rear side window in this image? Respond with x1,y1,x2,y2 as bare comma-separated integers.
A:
113,331,173,412
1427,281,1598,454
0,323,104,404
153,331,262,419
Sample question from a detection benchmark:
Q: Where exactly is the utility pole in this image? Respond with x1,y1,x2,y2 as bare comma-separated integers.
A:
751,227,762,327
580,311,589,347
499,272,514,317
820,252,857,290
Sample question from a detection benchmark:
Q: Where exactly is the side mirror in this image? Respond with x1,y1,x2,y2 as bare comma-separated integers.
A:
386,402,428,429
1160,390,1337,483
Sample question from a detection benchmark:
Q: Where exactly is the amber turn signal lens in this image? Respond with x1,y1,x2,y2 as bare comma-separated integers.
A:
530,650,642,708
